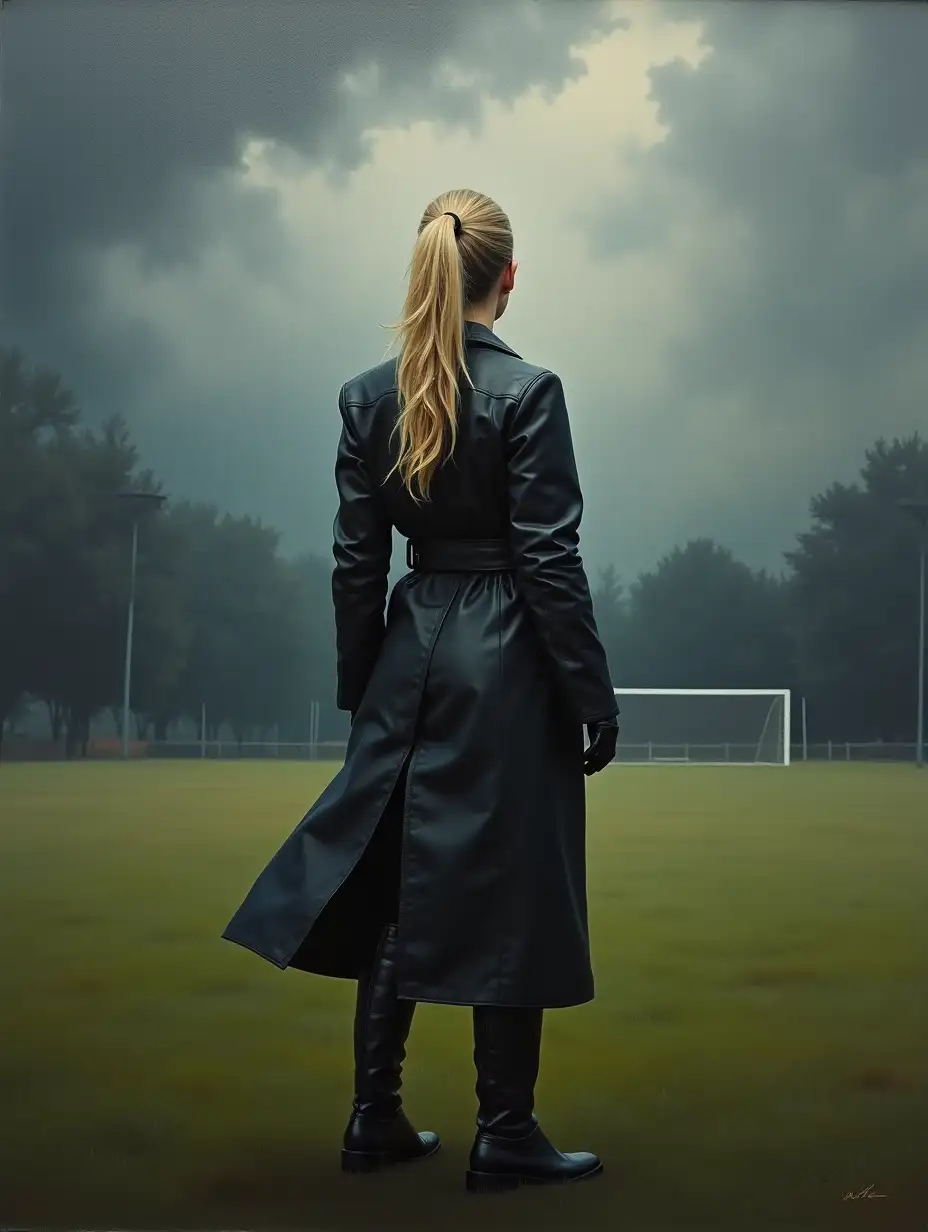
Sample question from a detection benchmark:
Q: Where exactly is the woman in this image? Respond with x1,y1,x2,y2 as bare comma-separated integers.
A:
222,189,619,1194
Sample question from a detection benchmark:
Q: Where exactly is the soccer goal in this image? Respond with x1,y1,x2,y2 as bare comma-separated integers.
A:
610,688,791,766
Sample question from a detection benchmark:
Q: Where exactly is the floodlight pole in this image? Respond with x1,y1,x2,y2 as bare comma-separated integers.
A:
116,492,167,760
899,499,928,769
121,517,139,760
918,528,926,769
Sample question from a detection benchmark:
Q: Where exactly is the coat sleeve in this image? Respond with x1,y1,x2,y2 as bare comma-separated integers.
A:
504,369,618,725
331,388,393,713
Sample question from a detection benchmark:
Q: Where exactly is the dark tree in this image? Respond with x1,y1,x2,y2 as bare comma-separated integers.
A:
0,349,80,758
786,435,928,742
622,538,796,691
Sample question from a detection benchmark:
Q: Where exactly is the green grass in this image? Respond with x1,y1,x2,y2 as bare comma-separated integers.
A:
0,760,926,1232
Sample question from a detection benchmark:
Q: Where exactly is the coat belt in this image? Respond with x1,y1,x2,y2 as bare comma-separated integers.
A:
406,537,512,572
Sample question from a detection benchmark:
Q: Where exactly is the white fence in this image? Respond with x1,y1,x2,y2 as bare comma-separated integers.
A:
140,739,923,764
795,741,920,763
146,739,351,761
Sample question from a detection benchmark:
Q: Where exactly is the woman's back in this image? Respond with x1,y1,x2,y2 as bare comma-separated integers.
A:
341,321,547,544
333,299,614,728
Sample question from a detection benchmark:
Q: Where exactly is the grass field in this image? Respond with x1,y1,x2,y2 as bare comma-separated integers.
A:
1,760,926,1232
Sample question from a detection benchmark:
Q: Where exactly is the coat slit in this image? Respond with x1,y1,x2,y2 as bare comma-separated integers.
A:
280,745,413,976
277,586,459,977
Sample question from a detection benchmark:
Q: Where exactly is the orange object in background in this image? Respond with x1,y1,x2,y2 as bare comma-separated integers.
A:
87,738,149,759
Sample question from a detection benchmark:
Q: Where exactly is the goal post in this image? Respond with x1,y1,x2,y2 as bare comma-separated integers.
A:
610,688,792,766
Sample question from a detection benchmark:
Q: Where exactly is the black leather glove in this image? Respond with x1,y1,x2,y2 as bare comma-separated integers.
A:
584,715,619,776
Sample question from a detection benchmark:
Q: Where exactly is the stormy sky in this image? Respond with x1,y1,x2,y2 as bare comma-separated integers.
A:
2,0,927,582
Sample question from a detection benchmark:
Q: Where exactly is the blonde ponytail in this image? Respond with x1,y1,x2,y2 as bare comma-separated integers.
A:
386,189,513,502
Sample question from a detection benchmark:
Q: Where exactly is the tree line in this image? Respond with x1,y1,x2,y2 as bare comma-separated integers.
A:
0,348,335,759
1,345,926,758
591,436,927,744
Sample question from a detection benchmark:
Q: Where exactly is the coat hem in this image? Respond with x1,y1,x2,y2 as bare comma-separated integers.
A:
221,931,288,970
395,990,596,1009
221,932,595,1008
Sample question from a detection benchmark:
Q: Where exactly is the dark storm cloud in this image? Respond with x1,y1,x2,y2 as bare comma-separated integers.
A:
592,1,928,418
563,0,928,574
0,0,621,331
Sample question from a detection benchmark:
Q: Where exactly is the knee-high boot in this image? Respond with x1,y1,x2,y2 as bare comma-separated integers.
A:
466,1006,602,1193
341,924,440,1172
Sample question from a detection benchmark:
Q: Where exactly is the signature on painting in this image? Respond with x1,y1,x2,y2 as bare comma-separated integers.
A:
842,1183,886,1201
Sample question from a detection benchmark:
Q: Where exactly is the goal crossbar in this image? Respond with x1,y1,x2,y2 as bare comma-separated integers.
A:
613,688,789,697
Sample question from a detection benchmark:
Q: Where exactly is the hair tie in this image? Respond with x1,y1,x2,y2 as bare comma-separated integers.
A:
442,211,462,238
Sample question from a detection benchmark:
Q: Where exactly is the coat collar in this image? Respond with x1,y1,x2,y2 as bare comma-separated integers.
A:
464,320,522,360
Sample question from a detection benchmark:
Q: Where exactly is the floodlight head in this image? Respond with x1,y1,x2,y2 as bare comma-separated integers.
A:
116,490,167,516
898,496,928,530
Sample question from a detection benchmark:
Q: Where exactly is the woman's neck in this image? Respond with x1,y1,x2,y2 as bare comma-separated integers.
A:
464,304,496,332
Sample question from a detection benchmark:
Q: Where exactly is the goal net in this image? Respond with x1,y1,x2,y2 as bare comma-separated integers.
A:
610,688,791,766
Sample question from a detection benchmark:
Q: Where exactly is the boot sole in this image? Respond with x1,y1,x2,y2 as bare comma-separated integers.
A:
465,1160,603,1194
341,1141,441,1174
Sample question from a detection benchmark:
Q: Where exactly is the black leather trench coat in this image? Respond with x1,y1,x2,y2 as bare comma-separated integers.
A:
222,322,618,1008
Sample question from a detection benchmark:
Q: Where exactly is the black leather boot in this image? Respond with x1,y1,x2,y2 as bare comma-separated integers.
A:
341,924,440,1173
466,1006,602,1194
